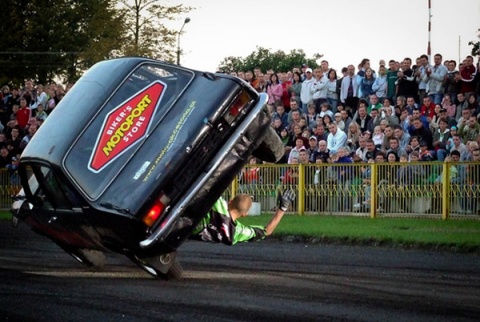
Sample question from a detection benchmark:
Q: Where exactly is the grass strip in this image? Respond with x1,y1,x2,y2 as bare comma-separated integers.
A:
241,215,480,252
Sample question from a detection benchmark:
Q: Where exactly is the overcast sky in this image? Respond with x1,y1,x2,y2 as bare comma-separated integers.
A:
172,0,480,72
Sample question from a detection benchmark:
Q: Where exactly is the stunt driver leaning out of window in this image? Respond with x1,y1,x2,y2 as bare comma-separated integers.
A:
191,190,296,245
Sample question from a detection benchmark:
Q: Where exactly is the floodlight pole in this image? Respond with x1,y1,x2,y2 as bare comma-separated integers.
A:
176,17,191,65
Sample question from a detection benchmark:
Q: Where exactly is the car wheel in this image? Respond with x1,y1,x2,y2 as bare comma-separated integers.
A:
128,251,183,280
251,126,284,163
56,243,106,268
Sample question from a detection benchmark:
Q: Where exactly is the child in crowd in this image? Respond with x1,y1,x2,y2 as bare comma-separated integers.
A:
372,125,384,149
35,104,48,121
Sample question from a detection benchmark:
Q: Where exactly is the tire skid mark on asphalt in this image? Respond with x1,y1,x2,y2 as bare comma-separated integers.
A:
22,269,325,281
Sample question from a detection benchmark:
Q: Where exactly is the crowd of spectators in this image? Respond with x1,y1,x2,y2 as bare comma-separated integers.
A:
0,80,72,182
236,54,480,214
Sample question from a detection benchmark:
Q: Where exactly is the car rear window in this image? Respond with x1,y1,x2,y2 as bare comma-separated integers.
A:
64,63,194,200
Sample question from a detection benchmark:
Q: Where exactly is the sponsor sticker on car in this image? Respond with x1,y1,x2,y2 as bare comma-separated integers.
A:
89,81,166,172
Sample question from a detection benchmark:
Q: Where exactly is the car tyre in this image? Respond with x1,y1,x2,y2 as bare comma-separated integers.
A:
251,125,284,163
128,251,183,280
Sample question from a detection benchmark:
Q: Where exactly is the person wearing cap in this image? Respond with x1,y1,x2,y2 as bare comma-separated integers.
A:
334,112,345,131
300,68,314,114
307,136,318,160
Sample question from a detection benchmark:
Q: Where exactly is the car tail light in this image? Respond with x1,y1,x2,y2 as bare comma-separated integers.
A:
142,194,170,227
224,91,252,124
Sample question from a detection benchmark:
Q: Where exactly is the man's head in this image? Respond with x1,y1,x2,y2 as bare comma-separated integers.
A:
358,105,367,118
422,96,432,106
406,97,416,106
389,137,400,149
450,150,461,161
385,125,394,138
412,117,423,130
375,152,386,162
309,136,317,148
228,194,253,218
328,123,337,135
299,148,309,164
369,94,378,105
318,140,327,151
452,135,462,147
472,149,480,161
366,139,376,151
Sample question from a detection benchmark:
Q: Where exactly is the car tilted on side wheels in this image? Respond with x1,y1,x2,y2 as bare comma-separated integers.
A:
11,57,283,279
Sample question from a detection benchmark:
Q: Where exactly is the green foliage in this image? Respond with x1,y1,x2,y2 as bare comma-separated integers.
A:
217,46,322,73
468,28,480,57
117,0,193,63
0,0,125,84
0,0,194,84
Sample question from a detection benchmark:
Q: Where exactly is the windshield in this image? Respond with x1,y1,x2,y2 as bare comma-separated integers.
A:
64,63,194,200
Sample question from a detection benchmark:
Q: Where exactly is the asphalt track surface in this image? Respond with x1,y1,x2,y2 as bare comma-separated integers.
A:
0,221,479,322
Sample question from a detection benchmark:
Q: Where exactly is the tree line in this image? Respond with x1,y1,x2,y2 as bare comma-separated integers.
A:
0,0,192,85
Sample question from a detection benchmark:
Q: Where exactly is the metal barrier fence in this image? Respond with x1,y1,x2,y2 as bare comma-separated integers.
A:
2,162,479,219
0,169,21,210
230,161,480,219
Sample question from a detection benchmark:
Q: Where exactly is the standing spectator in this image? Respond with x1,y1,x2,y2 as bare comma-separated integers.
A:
372,65,388,103
311,69,328,113
280,73,292,110
456,55,477,97
396,58,419,103
423,53,448,104
416,54,431,103
266,73,282,105
326,69,339,113
300,68,314,113
443,60,459,103
360,68,376,103
6,127,22,156
386,59,399,101
340,65,359,114
289,72,303,108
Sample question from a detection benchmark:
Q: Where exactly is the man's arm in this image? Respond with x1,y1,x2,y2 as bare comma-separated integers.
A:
265,190,296,236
